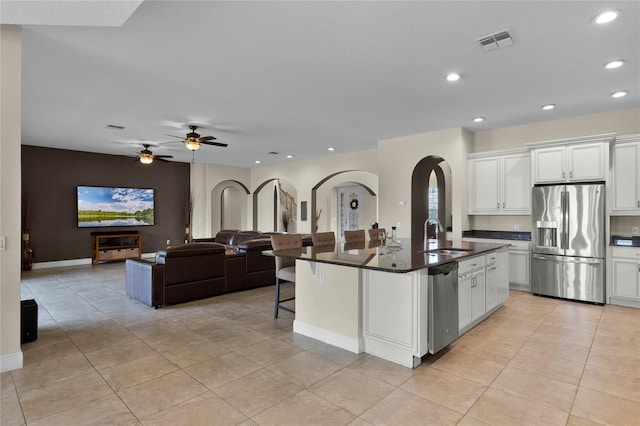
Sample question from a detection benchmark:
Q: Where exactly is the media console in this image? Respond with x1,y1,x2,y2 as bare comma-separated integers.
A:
91,231,142,264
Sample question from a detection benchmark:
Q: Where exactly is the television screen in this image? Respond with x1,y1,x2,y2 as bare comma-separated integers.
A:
77,186,155,227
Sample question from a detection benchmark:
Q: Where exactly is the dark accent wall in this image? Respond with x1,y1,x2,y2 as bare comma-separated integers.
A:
22,146,190,262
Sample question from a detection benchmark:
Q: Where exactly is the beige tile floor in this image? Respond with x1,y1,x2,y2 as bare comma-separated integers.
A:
2,263,639,425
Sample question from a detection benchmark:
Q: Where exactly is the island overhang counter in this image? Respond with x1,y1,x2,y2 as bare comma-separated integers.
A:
266,238,509,368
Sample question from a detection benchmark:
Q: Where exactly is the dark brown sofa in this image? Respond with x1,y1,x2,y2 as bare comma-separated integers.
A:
125,243,227,308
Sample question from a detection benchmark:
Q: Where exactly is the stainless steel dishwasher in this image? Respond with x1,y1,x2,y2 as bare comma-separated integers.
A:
428,261,459,354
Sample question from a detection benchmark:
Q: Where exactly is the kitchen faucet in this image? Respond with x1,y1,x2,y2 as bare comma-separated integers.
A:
424,217,444,249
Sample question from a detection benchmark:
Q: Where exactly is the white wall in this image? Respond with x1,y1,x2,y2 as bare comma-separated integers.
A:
1,25,23,372
377,127,472,238
250,149,379,234
190,163,250,238
473,108,640,152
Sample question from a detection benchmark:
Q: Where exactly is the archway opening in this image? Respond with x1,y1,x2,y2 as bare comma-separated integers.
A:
411,156,452,244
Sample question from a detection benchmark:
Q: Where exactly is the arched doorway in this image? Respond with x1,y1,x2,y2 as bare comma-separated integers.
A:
411,156,452,244
211,180,250,235
253,178,297,232
311,170,378,238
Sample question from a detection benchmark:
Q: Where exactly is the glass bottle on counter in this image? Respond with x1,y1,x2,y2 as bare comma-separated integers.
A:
387,226,402,249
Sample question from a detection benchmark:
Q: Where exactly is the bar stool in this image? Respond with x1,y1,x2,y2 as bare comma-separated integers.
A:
270,234,302,318
311,231,336,246
344,229,365,243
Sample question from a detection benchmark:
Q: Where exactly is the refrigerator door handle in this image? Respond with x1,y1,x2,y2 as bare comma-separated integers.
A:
564,191,570,250
560,192,566,250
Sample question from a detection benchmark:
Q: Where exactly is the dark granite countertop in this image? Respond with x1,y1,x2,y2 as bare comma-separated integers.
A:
611,235,640,247
266,238,509,273
462,230,531,241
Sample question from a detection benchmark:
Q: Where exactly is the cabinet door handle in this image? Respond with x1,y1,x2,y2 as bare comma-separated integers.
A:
637,200,639,208
502,202,505,208
570,170,573,179
497,202,500,208
562,171,565,179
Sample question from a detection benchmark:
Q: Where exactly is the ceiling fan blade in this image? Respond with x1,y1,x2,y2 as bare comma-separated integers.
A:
155,157,170,163
200,136,217,141
201,140,229,147
154,155,173,159
164,134,186,140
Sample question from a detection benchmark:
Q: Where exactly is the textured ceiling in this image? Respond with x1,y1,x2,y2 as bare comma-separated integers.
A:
8,1,640,166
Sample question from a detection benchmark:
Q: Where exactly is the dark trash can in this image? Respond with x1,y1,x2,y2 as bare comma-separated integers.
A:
21,299,38,343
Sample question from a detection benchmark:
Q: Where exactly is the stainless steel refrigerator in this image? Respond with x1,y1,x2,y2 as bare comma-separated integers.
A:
531,183,605,304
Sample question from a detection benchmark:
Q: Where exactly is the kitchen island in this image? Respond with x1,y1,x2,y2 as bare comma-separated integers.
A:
268,238,509,368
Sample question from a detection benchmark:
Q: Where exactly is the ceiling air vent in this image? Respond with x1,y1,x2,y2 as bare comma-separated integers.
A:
476,29,514,52
267,151,279,155
105,124,125,130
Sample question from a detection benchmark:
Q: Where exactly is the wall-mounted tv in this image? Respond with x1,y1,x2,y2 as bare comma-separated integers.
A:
77,186,155,228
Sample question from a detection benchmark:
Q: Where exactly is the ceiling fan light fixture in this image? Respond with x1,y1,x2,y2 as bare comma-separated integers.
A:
185,139,201,150
594,10,618,24
140,153,154,164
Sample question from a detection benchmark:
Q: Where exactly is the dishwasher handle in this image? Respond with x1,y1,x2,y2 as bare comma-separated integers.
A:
428,261,458,276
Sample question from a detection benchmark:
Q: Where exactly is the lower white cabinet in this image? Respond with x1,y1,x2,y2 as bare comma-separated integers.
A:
458,255,486,332
508,242,530,291
486,248,509,311
610,247,640,308
463,238,530,291
459,249,509,333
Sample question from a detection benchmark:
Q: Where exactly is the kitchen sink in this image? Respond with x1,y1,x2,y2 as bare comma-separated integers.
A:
419,248,472,255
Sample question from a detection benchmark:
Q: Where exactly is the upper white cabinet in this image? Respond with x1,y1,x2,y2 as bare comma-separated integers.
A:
532,142,608,184
528,134,613,184
612,134,640,214
468,150,531,215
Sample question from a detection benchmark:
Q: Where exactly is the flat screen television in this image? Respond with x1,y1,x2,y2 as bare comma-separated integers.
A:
77,186,155,228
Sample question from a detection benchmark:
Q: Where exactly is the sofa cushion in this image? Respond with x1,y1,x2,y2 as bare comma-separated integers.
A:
232,231,263,245
214,229,239,245
155,243,225,260
156,243,226,286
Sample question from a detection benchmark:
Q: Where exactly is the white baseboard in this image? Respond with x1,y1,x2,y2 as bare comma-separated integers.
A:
0,351,23,372
293,320,363,354
31,253,157,270
32,258,92,269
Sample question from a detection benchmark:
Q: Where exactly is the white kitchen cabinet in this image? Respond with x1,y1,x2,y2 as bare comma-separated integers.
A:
463,238,530,291
486,248,509,311
468,151,530,215
612,135,640,214
610,247,640,308
458,255,487,332
458,272,473,331
508,241,530,291
530,139,610,184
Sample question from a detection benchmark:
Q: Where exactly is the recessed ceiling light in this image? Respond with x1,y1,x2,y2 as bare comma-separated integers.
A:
286,154,293,159
605,60,624,69
255,160,261,164
542,104,556,110
446,73,461,82
473,117,484,123
611,91,627,98
594,10,618,24
328,147,335,151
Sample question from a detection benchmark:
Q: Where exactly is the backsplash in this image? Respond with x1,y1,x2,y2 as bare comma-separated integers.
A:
468,215,532,232
610,216,640,236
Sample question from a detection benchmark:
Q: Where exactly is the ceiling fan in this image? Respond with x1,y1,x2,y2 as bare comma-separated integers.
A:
165,125,229,151
135,144,173,165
